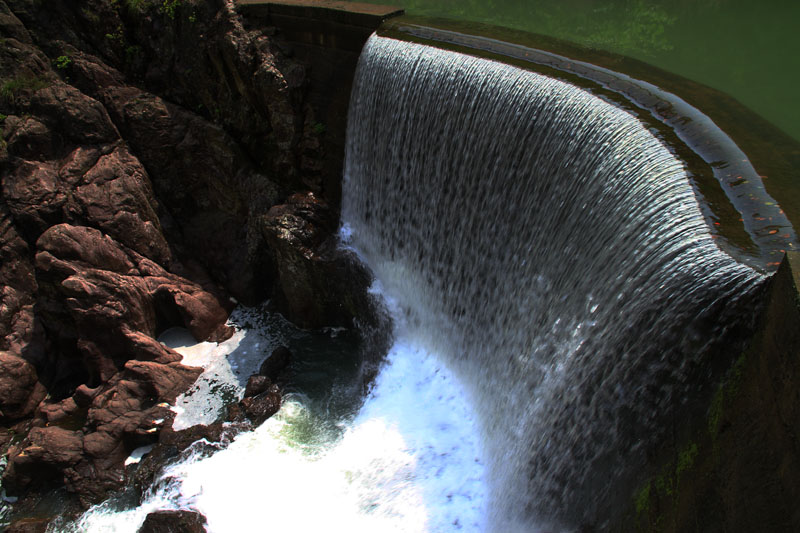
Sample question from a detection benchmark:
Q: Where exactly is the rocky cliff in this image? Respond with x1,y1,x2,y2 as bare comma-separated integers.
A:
0,0,379,517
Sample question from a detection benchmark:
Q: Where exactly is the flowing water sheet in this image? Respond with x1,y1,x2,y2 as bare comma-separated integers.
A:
342,35,764,530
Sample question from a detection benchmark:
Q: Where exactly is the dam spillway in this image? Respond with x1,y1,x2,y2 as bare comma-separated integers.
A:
68,30,778,533
341,35,765,530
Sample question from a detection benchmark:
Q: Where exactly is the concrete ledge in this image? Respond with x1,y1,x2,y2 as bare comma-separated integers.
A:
236,0,404,28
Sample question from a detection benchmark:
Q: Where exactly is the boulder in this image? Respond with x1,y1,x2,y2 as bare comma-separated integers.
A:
2,426,83,491
138,510,207,533
258,346,291,381
133,422,243,497
240,387,281,426
243,374,271,398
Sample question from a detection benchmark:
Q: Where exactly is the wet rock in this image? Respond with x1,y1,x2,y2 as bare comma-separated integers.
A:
132,421,243,497
225,401,246,424
258,346,291,381
2,355,202,504
243,374,271,398
240,387,281,426
138,510,207,533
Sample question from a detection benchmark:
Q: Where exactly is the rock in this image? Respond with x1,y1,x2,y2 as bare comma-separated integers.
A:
258,346,291,381
96,84,281,305
133,422,243,497
225,401,246,424
0,0,385,513
35,223,232,387
72,383,101,408
138,510,207,533
122,361,204,404
5,517,51,533
2,426,83,492
243,374,271,398
0,351,46,420
36,396,81,426
0,202,39,359
261,192,379,329
240,388,281,426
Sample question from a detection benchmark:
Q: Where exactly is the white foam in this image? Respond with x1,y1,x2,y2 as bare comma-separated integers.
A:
76,332,486,532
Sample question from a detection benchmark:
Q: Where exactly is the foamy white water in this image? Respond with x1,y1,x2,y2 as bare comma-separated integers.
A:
71,307,486,532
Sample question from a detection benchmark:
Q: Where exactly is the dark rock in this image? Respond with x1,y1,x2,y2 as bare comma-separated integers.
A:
240,387,281,426
0,0,384,513
243,374,271,398
133,422,243,497
138,510,207,533
72,383,101,408
260,192,379,329
36,396,82,427
2,356,202,504
225,401,246,424
96,84,281,305
258,346,291,381
5,517,51,533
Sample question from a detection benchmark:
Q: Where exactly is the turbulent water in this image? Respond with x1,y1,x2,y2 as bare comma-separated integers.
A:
68,34,768,533
341,35,765,530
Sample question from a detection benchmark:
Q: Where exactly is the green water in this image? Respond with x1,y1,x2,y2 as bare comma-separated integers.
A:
363,0,800,142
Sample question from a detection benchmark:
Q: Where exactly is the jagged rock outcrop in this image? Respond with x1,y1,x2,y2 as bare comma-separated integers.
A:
262,191,378,329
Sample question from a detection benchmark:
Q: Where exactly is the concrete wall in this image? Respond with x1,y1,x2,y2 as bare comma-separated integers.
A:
628,252,800,532
236,0,403,210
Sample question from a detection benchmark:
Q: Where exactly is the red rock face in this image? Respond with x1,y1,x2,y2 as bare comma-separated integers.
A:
0,0,381,511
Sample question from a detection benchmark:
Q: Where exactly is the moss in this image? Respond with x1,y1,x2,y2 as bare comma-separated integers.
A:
675,442,698,481
158,0,181,20
104,24,124,46
635,481,651,516
124,0,150,14
125,44,143,66
54,55,72,70
312,122,327,135
707,384,724,436
81,7,101,24
709,351,747,439
1,75,51,104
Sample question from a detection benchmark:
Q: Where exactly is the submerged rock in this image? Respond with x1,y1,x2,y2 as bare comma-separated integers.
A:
138,510,207,533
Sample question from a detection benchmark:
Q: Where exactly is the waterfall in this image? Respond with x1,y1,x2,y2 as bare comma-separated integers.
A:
341,35,765,530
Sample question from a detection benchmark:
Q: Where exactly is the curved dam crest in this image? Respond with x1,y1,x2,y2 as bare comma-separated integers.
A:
342,35,765,530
